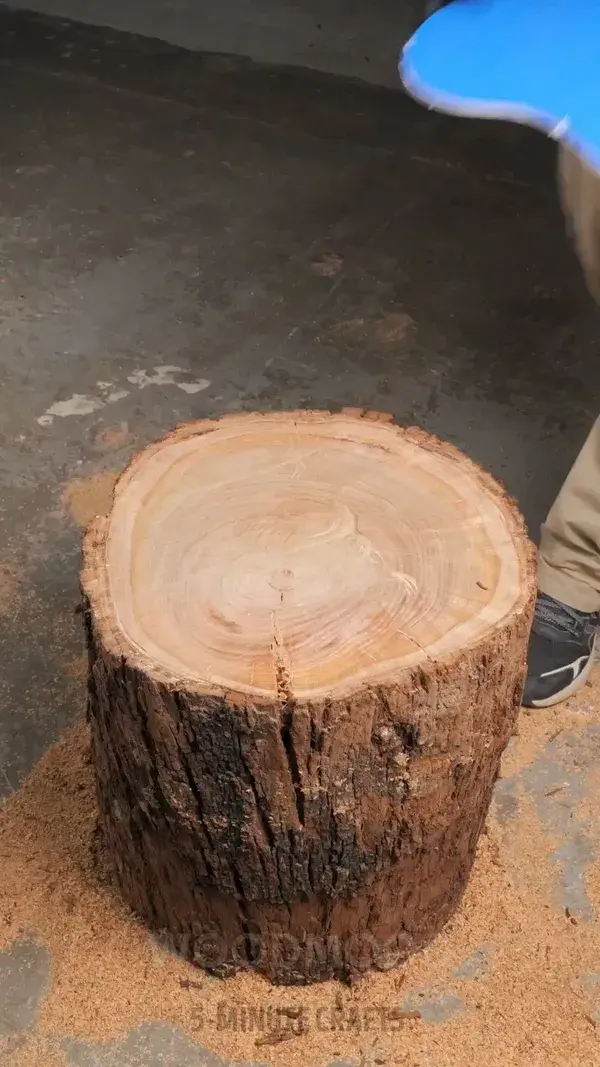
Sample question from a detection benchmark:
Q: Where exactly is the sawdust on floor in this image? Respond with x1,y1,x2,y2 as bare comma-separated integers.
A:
61,648,88,682
501,697,599,780
62,471,119,529
62,656,88,683
3,1035,68,1067
0,560,22,617
2,685,600,1067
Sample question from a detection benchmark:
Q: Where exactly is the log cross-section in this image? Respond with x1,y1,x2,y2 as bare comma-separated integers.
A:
82,409,536,984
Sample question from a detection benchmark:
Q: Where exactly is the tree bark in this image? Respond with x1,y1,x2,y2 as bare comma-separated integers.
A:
82,409,536,984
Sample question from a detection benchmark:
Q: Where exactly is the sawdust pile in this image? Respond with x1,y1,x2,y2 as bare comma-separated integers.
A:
2,692,600,1067
62,471,119,529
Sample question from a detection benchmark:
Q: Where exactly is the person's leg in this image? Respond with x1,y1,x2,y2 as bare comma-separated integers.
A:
538,416,600,612
557,145,600,303
523,147,600,708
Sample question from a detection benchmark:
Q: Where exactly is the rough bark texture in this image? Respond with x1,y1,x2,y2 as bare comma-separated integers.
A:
82,412,536,984
83,570,535,985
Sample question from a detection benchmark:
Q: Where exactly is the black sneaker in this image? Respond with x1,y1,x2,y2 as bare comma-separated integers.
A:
522,592,598,708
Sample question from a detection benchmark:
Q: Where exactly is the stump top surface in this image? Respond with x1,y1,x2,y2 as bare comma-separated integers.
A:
89,411,533,700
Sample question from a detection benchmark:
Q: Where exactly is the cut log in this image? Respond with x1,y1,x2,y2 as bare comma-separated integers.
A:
82,409,536,984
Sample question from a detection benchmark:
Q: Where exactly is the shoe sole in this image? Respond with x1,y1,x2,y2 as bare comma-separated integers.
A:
527,631,598,709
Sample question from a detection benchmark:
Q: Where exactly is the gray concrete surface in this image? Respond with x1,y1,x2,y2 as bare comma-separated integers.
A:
1,8,600,1066
7,0,425,88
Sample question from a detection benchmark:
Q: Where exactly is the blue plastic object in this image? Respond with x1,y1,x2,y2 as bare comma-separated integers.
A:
400,0,600,173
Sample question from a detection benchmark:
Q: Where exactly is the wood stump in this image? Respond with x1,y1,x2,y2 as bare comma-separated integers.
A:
82,409,536,984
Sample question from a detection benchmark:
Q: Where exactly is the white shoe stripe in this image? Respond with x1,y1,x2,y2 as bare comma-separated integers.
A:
540,654,589,681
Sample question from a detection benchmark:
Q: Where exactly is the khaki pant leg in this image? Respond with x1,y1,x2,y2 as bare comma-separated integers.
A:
538,148,600,611
558,144,600,301
539,416,600,611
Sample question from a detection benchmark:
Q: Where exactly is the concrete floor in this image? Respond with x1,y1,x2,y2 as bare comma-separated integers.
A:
7,0,425,88
1,7,600,1066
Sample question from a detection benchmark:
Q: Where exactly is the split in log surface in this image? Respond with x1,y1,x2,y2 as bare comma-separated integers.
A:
82,409,537,983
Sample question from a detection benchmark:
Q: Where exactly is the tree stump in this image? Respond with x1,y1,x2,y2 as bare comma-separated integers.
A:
82,409,536,984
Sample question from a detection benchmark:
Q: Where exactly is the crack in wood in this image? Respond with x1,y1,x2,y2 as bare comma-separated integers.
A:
281,702,306,828
271,615,293,701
